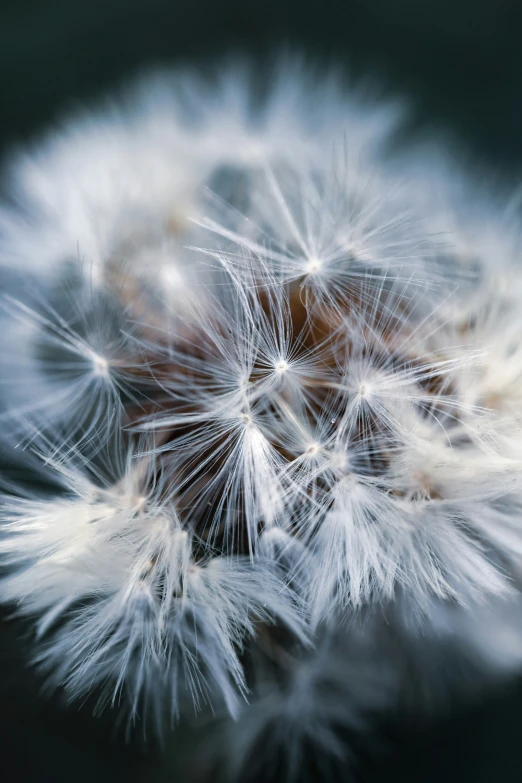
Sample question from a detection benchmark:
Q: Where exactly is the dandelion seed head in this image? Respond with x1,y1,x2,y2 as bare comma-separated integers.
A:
1,57,522,760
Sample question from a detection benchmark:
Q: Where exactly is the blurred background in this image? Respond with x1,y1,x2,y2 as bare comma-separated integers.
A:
1,0,522,780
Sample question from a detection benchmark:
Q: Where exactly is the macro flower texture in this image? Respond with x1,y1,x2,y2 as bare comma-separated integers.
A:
2,57,522,777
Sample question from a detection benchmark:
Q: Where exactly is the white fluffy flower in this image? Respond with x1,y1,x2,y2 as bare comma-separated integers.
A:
1,57,522,771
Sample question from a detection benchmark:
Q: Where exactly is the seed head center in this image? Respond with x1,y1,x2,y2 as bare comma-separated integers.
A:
305,257,322,275
92,354,110,377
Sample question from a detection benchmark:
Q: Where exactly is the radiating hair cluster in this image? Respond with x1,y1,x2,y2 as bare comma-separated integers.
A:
2,58,522,775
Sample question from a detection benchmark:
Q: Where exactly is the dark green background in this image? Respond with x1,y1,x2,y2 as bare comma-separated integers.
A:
1,0,522,168
1,1,522,780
